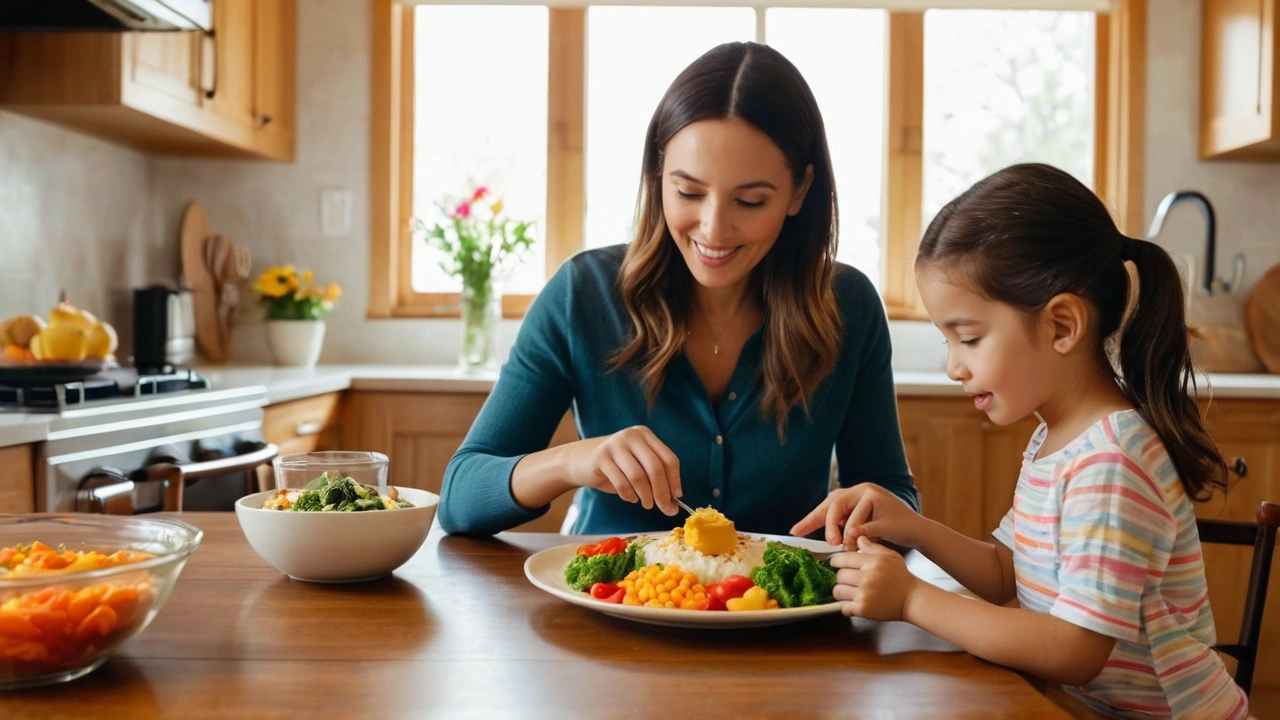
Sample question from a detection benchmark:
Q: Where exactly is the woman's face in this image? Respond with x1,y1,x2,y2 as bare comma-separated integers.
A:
661,117,812,293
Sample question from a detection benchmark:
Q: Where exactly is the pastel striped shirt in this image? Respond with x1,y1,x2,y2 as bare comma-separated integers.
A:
993,409,1247,719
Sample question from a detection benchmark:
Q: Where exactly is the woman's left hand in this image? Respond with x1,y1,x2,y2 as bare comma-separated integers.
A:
829,536,919,621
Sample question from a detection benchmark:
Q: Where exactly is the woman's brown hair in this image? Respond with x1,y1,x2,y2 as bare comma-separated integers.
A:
915,163,1227,501
611,42,841,438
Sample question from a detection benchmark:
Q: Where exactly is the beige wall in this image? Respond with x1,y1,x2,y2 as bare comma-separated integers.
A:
2,0,1277,369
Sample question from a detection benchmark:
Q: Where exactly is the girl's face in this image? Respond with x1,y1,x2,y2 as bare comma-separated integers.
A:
661,117,811,294
917,267,1060,426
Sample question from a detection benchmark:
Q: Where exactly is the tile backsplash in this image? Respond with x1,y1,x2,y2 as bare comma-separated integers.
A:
0,112,168,354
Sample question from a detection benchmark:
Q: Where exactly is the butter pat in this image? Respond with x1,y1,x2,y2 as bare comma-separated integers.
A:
683,506,737,556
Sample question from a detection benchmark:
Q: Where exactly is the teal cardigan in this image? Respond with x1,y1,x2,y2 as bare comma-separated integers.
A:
438,246,918,536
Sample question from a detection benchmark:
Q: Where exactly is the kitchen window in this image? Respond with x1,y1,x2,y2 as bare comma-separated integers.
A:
370,0,1145,320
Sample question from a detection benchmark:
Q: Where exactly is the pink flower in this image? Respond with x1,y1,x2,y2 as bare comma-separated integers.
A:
452,202,472,220
471,186,489,202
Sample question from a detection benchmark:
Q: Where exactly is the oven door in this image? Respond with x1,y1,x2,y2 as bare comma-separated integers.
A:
38,386,274,513
76,442,278,513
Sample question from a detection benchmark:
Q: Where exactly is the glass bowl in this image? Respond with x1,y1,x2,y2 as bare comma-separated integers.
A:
272,451,389,493
0,514,203,689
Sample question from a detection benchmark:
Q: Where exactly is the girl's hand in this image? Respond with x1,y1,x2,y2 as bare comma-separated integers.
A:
790,482,923,549
830,536,919,621
563,426,682,516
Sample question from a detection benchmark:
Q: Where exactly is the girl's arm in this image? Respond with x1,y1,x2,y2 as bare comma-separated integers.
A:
904,578,1115,685
835,540,1115,686
909,515,1017,607
794,484,1016,606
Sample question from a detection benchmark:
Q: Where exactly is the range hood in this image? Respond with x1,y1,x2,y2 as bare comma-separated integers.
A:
0,0,212,32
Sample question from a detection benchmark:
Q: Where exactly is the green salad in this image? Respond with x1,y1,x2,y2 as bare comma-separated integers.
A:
264,471,413,512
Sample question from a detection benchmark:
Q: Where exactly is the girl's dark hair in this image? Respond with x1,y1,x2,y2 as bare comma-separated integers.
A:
915,163,1227,501
611,41,840,438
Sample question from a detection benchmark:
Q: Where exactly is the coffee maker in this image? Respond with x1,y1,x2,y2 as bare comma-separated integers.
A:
133,286,196,373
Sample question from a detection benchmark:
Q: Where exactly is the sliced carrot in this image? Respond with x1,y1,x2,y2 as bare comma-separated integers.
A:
75,604,117,639
68,585,110,623
0,612,43,639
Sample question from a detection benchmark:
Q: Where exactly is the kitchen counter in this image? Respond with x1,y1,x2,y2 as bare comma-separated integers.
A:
2,365,1278,448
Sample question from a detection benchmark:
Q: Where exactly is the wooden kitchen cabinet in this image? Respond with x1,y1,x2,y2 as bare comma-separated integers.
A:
1197,399,1280,689
0,0,295,160
0,444,36,513
344,392,579,532
900,395,1280,692
1201,0,1280,159
258,391,343,489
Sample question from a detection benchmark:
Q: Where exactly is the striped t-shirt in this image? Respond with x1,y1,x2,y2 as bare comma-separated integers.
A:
992,409,1247,719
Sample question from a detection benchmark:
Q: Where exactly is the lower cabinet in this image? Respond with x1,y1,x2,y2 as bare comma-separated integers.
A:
343,392,579,532
898,396,1280,692
259,392,343,490
0,443,35,512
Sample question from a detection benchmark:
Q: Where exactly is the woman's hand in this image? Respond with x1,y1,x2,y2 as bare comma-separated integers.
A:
790,482,924,549
563,425,682,516
830,536,920,621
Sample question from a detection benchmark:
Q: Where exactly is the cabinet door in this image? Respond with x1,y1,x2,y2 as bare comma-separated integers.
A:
259,392,344,490
207,0,257,134
252,0,296,160
123,31,202,108
1197,399,1280,689
0,444,35,513
897,398,989,540
344,392,579,532
1201,0,1280,159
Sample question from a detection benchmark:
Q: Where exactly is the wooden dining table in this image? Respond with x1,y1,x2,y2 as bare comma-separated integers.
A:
6,513,1072,719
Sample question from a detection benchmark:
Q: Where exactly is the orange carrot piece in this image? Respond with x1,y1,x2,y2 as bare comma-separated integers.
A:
75,604,117,639
68,586,109,623
0,613,42,639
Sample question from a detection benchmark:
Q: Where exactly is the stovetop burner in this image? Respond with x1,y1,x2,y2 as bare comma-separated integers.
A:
0,368,212,411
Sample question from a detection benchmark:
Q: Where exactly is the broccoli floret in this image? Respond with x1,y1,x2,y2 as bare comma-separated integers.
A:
750,542,836,608
563,543,644,591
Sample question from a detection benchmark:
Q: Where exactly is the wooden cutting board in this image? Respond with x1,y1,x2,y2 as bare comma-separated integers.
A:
179,202,228,362
1245,262,1280,373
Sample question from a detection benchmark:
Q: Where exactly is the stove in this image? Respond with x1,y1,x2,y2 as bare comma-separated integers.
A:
0,367,211,411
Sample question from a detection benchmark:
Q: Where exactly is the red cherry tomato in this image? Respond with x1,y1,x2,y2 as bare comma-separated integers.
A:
709,575,754,604
588,582,625,603
704,596,727,612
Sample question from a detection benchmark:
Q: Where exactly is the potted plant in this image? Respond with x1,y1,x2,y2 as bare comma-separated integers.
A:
412,186,535,372
252,265,342,367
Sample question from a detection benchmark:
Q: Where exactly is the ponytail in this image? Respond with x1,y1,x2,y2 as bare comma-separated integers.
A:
1117,237,1228,501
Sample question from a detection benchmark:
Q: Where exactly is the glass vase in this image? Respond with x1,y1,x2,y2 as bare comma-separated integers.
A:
458,278,500,373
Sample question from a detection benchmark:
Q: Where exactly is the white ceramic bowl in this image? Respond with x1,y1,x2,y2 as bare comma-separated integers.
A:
234,487,438,583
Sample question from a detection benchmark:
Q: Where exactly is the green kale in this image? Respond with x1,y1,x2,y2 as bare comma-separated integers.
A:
563,542,645,592
288,471,410,512
749,541,837,608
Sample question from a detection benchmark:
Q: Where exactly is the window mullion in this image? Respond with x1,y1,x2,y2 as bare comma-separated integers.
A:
881,11,926,320
546,8,586,280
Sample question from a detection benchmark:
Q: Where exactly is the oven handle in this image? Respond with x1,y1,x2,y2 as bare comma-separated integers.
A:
141,443,279,511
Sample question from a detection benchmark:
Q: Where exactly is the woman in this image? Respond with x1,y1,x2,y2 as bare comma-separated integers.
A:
439,41,917,536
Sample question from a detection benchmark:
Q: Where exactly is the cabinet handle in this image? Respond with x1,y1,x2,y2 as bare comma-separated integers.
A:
295,421,323,437
199,30,218,100
258,114,273,128
1231,457,1248,479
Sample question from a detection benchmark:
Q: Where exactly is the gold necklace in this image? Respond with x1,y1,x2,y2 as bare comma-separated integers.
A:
689,301,748,356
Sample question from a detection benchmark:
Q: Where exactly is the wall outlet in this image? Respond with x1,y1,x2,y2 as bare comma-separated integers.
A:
320,189,352,237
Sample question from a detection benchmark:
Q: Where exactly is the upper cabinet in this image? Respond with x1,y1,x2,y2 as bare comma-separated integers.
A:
1201,0,1280,160
0,0,295,161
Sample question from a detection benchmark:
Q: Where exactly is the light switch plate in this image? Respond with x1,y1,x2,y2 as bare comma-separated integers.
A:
320,189,352,237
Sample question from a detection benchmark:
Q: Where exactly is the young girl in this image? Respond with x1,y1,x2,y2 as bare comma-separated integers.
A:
793,163,1248,718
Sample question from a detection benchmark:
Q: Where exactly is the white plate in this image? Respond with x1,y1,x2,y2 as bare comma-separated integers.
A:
523,533,844,629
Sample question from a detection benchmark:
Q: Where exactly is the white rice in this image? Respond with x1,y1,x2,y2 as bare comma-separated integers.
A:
638,529,767,585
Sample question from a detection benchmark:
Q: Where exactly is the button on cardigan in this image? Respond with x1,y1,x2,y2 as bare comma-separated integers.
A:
438,245,918,536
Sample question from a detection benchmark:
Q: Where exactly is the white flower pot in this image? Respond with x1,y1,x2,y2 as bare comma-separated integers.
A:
265,320,325,367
